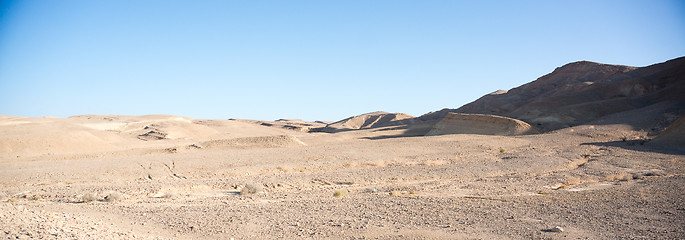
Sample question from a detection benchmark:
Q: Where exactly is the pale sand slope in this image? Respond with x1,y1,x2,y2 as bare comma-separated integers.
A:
230,118,327,133
0,114,294,159
650,116,685,151
0,114,683,239
312,111,417,133
426,113,539,136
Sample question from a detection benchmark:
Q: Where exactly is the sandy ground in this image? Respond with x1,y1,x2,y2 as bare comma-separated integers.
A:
0,115,683,239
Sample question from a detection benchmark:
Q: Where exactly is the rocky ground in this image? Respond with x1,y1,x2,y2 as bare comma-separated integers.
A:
1,116,683,239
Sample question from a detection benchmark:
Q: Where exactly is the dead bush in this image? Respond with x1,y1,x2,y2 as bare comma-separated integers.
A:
103,191,124,202
81,192,98,203
240,184,262,195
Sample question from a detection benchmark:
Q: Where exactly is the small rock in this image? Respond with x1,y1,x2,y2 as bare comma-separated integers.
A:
549,226,564,232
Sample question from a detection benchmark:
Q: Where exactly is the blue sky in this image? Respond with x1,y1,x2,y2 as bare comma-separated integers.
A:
1,1,684,121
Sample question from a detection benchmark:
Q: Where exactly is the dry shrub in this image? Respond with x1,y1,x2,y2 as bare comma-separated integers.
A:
550,182,572,190
191,185,213,192
103,191,124,202
240,184,262,195
604,172,633,181
81,192,98,203
564,176,582,186
632,169,666,179
420,160,448,166
388,190,418,196
152,186,179,199
363,188,379,193
365,160,386,167
333,189,348,198
334,181,354,185
153,191,177,199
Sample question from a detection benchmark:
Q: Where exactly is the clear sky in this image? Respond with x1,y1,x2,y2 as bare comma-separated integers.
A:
1,1,684,121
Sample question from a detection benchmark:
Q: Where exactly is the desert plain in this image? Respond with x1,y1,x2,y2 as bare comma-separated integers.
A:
1,57,684,239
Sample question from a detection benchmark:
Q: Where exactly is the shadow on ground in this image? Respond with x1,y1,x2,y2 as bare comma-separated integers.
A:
581,140,684,155
361,123,435,140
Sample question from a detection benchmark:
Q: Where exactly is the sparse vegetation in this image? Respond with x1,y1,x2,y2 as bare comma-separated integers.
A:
333,189,348,198
564,176,582,186
335,181,354,185
153,191,177,199
499,148,507,153
603,172,633,182
632,169,665,179
103,191,124,202
81,192,98,203
240,184,262,195
385,186,421,196
388,190,419,196
551,184,570,190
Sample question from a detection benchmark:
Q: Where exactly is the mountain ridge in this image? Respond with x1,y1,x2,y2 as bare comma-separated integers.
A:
419,56,685,131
